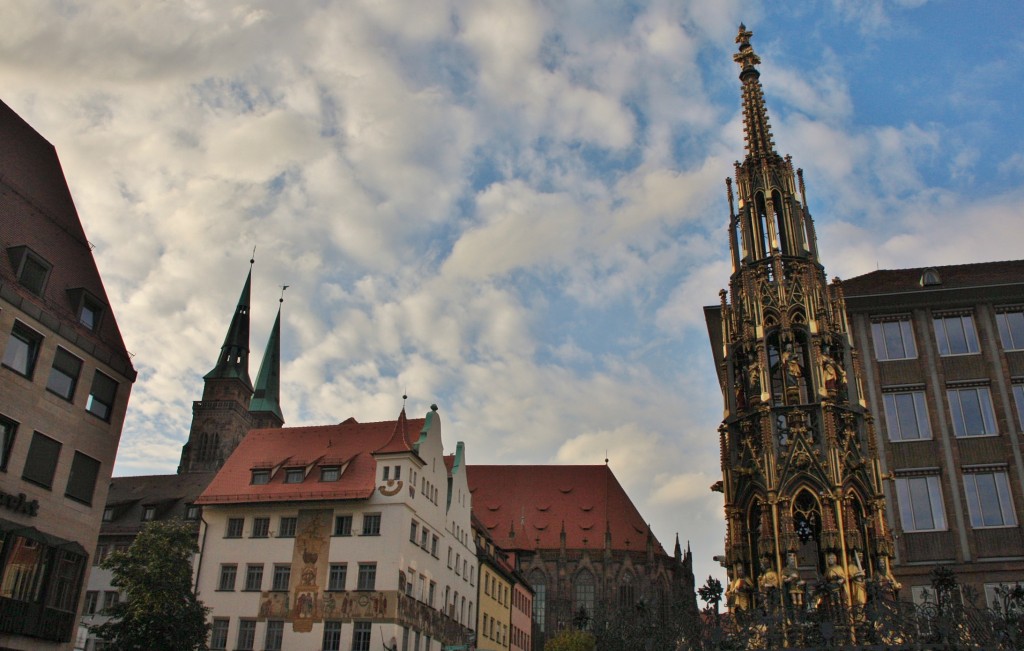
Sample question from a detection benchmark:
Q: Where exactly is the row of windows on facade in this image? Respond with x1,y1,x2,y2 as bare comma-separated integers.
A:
880,384,1024,441
210,619,452,651
527,570,652,633
100,502,201,525
895,470,1017,532
7,245,105,332
218,561,376,592
0,415,101,505
483,571,510,606
3,320,119,421
481,612,508,646
222,514,382,539
871,311,1024,361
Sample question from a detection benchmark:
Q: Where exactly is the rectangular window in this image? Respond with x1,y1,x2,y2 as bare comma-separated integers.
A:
284,468,304,483
362,513,381,536
428,581,436,607
421,529,428,548
934,314,980,356
46,347,82,400
22,431,61,489
964,471,1017,528
984,582,1024,610
883,391,931,441
357,563,376,590
3,321,43,378
410,520,418,542
210,618,229,650
948,386,998,437
320,465,340,481
383,466,390,481
102,590,119,612
334,515,353,536
895,475,947,532
322,621,342,651
79,294,104,331
279,516,297,538
328,563,347,591
218,564,237,591
251,469,270,485
0,416,16,472
84,590,99,615
63,450,102,505
86,370,119,421
997,310,1024,350
251,517,270,538
352,621,372,651
431,535,438,557
272,565,291,591
226,518,244,538
394,465,401,480
244,564,264,591
872,319,917,361
236,620,256,651
142,506,156,521
185,504,200,520
264,620,284,651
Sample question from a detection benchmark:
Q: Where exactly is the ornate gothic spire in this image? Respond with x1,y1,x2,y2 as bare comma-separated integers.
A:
734,24,777,162
204,266,253,391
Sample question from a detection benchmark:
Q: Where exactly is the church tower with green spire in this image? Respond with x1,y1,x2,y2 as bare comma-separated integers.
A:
706,26,895,614
178,265,285,473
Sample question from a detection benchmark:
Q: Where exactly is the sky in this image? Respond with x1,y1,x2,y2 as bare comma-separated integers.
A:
2,0,1023,590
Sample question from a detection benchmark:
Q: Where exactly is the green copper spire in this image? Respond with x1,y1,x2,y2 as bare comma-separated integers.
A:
204,266,253,390
250,298,284,425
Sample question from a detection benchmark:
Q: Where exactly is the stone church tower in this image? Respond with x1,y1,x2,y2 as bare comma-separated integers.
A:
706,26,895,612
177,264,285,473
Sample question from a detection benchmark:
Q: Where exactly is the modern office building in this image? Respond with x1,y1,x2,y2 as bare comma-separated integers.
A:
843,260,1024,605
0,98,136,649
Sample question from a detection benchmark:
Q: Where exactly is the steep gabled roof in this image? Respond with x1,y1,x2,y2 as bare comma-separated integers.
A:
0,99,135,380
375,408,414,454
101,472,216,535
197,415,425,505
466,464,665,555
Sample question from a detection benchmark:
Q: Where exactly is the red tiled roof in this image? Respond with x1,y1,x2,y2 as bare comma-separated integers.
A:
376,409,414,454
466,465,665,555
841,260,1024,297
197,416,425,505
0,100,134,379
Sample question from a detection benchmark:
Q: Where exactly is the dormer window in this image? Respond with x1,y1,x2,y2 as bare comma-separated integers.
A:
142,506,156,521
185,504,200,520
7,246,51,296
102,507,114,522
920,267,942,286
320,466,340,482
284,468,305,484
251,470,270,485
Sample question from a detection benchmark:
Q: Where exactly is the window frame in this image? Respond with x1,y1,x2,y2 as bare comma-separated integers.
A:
22,431,62,490
362,513,381,536
226,518,244,538
320,465,340,482
250,469,270,485
2,320,43,378
895,475,948,532
251,517,270,538
934,313,980,356
236,619,256,651
963,470,1018,528
272,564,291,592
0,415,18,473
871,319,917,361
948,385,998,438
86,370,119,422
46,346,83,401
278,516,297,538
8,246,52,296
323,621,342,651
264,620,284,651
334,515,353,536
244,564,264,592
283,468,305,483
209,617,229,650
217,564,238,591
328,563,347,591
997,310,1024,351
357,562,377,591
882,390,932,442
353,621,372,651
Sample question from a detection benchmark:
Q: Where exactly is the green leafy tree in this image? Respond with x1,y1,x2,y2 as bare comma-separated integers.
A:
91,520,210,651
544,628,596,651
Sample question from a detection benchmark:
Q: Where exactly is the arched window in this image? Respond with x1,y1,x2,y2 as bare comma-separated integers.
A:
772,190,788,254
619,572,635,610
529,570,547,632
793,489,823,572
574,570,595,628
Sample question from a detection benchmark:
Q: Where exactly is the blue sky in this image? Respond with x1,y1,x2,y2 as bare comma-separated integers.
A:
2,0,1023,587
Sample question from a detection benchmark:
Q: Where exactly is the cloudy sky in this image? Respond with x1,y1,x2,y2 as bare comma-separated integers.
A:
3,0,1023,587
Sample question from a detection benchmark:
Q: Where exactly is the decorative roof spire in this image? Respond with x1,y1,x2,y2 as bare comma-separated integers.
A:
204,265,253,390
250,287,286,425
734,24,777,161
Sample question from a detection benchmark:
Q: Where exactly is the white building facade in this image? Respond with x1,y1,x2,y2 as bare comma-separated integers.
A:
195,406,477,651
